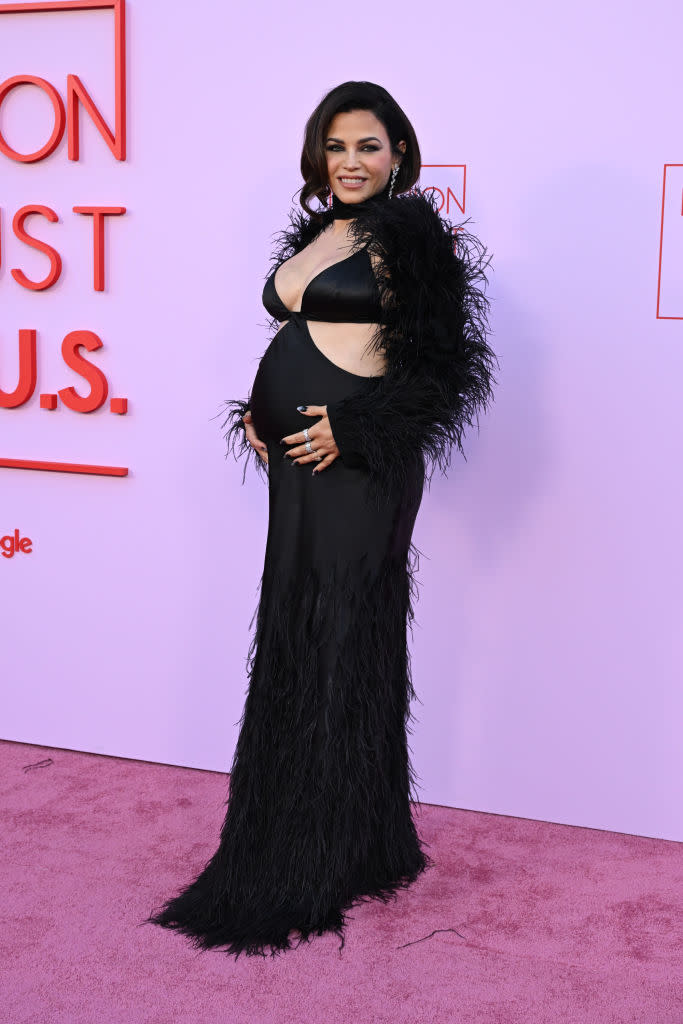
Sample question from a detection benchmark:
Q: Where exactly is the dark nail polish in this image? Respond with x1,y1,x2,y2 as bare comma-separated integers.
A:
279,439,287,445
312,469,318,477
296,405,307,412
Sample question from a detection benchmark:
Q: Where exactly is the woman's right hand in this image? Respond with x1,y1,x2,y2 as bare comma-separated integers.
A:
242,409,268,464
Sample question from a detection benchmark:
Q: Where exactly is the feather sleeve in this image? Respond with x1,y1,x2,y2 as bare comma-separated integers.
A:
213,396,269,484
325,188,498,508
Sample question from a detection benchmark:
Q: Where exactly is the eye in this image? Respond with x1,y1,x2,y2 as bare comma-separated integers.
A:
325,144,380,152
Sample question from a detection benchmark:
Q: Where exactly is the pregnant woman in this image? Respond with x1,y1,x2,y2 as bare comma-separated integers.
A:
145,80,497,958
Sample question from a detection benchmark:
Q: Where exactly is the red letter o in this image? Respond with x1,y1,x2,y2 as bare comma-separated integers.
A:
0,75,65,163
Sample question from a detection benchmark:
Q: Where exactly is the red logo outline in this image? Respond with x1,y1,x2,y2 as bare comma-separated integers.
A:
0,0,128,476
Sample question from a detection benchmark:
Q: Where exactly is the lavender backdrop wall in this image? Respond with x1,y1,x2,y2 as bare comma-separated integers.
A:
1,0,681,841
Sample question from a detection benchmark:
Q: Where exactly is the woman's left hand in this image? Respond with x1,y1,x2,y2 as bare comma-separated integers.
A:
280,405,339,474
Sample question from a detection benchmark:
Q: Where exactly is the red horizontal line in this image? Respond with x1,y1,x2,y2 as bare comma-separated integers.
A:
0,1,115,13
0,457,128,476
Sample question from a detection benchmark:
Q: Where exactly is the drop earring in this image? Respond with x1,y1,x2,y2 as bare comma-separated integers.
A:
388,164,399,200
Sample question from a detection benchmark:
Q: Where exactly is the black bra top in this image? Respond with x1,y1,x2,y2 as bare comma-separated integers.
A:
262,247,384,324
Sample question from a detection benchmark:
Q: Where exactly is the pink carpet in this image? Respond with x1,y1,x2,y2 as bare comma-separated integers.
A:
2,739,681,1024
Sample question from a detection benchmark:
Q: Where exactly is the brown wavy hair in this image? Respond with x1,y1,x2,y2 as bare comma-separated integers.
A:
299,81,422,219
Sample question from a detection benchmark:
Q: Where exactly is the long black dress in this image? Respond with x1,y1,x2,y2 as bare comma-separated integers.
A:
144,238,432,957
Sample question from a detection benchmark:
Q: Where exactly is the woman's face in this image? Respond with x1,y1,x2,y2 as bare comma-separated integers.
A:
325,109,406,204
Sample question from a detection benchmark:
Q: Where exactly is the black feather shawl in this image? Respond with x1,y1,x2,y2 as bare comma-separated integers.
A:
218,187,498,507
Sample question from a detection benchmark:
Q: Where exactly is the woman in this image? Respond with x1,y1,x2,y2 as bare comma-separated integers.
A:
145,81,497,958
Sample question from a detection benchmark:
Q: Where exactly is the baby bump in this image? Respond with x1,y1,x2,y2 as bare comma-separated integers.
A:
249,319,373,444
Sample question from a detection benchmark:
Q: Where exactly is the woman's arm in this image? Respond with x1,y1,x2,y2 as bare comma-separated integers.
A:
325,355,477,506
325,193,498,508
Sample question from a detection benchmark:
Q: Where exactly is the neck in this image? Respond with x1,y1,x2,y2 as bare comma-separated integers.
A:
330,178,393,221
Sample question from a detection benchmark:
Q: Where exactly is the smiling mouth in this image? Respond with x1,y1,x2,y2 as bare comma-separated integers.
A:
339,177,367,185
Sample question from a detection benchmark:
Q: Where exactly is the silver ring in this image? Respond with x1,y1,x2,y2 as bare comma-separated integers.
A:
305,440,313,454
303,427,311,442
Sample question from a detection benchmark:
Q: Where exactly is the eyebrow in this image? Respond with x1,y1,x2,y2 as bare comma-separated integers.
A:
325,136,383,144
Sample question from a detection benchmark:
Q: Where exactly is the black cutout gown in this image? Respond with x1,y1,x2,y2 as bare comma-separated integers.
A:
145,246,432,957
